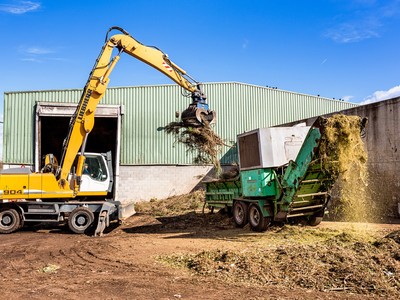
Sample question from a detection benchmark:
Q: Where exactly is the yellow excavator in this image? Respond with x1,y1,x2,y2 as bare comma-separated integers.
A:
0,26,216,235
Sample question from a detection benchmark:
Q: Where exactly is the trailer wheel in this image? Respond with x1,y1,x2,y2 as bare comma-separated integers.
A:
233,201,248,228
68,207,95,234
308,216,323,226
0,208,21,234
248,204,270,232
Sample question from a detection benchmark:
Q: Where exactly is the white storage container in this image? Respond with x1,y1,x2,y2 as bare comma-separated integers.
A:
237,125,311,170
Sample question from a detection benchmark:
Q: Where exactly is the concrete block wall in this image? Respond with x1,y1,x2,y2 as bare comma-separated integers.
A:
1,163,214,204
116,165,213,203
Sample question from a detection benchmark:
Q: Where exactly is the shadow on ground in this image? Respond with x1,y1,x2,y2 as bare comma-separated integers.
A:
120,211,265,240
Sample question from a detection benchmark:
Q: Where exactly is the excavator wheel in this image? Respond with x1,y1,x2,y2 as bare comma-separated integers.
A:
0,208,22,234
68,207,95,234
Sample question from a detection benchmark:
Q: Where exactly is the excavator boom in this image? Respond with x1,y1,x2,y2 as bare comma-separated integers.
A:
58,27,216,187
0,27,217,234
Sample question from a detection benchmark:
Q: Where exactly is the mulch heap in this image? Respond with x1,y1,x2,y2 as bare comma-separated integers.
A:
164,120,226,176
133,191,233,229
134,191,206,217
158,226,400,297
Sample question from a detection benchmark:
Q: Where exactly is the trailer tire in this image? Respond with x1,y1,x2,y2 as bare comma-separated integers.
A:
248,204,270,232
233,201,248,228
308,216,323,226
0,208,21,234
68,207,95,234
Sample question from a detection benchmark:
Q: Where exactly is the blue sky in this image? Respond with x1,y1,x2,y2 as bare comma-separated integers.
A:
1,0,400,157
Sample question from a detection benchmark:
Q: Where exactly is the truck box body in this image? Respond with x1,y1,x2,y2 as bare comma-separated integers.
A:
238,126,310,170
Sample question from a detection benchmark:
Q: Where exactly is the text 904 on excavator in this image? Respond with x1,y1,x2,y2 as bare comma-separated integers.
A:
0,26,216,235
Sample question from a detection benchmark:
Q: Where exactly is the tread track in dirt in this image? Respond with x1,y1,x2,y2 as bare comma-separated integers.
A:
1,215,399,300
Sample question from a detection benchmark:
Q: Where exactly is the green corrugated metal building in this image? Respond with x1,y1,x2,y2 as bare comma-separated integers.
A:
2,82,357,202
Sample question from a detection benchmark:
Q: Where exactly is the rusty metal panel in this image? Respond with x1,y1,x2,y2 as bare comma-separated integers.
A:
3,83,358,165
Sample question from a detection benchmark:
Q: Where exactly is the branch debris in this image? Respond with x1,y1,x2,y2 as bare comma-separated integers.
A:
164,121,226,176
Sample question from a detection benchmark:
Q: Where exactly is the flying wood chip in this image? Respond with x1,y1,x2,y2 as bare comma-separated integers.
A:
318,114,370,222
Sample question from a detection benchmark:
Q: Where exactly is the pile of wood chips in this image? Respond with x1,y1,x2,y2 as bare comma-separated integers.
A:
318,114,370,222
134,191,205,217
159,226,400,298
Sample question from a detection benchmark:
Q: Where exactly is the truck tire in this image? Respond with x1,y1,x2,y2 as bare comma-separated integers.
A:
248,204,270,232
0,208,21,234
308,209,324,226
68,207,95,234
233,201,248,228
308,216,323,226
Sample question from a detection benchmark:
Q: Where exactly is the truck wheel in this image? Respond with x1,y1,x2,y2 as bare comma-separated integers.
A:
233,201,248,228
308,216,323,226
68,207,95,234
248,204,270,232
0,208,21,234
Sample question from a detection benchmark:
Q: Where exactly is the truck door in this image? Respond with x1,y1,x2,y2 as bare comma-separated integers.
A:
79,153,111,193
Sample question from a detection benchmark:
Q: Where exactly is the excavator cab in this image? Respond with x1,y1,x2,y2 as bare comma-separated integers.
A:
180,90,216,127
41,153,59,175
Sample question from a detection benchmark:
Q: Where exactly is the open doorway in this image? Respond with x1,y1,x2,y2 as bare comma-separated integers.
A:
35,102,122,196
39,116,118,169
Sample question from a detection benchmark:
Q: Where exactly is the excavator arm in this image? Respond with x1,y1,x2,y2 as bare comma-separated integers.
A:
57,27,215,190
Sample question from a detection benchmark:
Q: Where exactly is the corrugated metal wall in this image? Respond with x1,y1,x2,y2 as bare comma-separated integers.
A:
3,82,357,165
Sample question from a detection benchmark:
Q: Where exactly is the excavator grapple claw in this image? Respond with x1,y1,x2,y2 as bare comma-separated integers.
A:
181,106,216,127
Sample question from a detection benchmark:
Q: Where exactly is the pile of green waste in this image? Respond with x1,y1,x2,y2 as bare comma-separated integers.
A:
164,121,225,175
134,191,205,217
158,227,400,297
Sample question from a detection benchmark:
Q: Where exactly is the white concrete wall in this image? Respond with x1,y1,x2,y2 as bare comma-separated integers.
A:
116,165,213,203
2,164,32,169
2,163,214,204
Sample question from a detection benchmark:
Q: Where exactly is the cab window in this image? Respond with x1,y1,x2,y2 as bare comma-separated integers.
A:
82,156,108,181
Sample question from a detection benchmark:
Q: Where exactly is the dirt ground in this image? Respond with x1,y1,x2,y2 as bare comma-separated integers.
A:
1,212,399,300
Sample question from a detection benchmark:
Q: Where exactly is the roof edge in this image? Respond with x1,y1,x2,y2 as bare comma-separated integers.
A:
4,82,358,105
